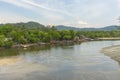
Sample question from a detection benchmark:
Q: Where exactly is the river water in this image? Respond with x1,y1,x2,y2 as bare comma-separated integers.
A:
0,41,120,80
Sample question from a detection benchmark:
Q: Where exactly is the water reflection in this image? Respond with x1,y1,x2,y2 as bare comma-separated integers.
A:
0,49,20,58
0,41,120,80
0,43,77,58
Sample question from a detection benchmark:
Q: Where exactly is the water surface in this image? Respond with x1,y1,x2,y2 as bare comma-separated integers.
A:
0,41,120,80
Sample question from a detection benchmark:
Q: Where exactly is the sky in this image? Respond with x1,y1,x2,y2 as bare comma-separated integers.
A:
0,0,120,28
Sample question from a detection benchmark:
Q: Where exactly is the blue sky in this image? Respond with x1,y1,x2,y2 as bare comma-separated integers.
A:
0,0,120,28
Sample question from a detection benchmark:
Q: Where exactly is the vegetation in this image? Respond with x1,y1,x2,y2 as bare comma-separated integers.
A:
0,22,120,48
76,31,120,39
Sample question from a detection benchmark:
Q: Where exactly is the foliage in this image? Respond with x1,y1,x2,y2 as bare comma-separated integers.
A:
0,24,120,48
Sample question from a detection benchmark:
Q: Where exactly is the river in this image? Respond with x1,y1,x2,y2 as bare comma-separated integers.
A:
0,41,120,80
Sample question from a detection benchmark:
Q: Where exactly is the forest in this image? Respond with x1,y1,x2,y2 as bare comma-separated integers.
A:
0,24,120,48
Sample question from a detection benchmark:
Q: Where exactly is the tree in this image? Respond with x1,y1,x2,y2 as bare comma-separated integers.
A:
0,35,6,47
42,33,52,42
48,30,60,41
60,30,70,40
63,35,71,40
69,30,76,39
0,34,13,48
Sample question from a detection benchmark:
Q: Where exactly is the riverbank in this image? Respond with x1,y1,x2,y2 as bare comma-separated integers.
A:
10,40,83,48
11,38,120,49
97,37,120,40
101,45,120,63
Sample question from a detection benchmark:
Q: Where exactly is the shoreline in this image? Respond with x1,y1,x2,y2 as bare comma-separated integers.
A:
97,37,120,40
11,39,120,49
1,37,120,49
0,40,84,49
11,37,120,48
101,45,120,63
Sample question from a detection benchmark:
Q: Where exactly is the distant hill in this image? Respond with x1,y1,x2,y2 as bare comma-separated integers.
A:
14,21,45,28
0,21,119,31
100,25,120,30
0,21,48,31
56,25,120,31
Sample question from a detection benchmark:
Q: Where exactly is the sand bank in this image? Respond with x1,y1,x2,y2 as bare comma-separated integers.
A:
102,45,120,63
0,57,21,66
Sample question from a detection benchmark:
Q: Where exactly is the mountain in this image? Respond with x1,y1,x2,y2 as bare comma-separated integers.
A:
0,21,119,31
14,21,45,28
0,21,47,31
56,25,120,31
100,25,120,30
13,21,48,30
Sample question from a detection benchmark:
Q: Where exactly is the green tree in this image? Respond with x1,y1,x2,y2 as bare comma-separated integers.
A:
69,30,76,39
0,35,6,47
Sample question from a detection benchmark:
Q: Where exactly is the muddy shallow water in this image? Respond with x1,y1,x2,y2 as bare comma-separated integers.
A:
0,41,120,80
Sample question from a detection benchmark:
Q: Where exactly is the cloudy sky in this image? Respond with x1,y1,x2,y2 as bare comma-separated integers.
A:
0,0,120,28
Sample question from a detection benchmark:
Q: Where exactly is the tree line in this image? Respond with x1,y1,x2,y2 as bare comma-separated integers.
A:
0,24,120,48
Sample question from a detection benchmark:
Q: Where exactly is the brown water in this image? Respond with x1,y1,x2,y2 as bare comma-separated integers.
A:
0,41,120,80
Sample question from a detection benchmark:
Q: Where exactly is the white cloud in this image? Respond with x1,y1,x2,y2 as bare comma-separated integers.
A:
0,0,119,28
0,0,72,17
61,20,93,28
0,0,32,9
0,13,32,24
117,0,120,8
78,21,88,25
